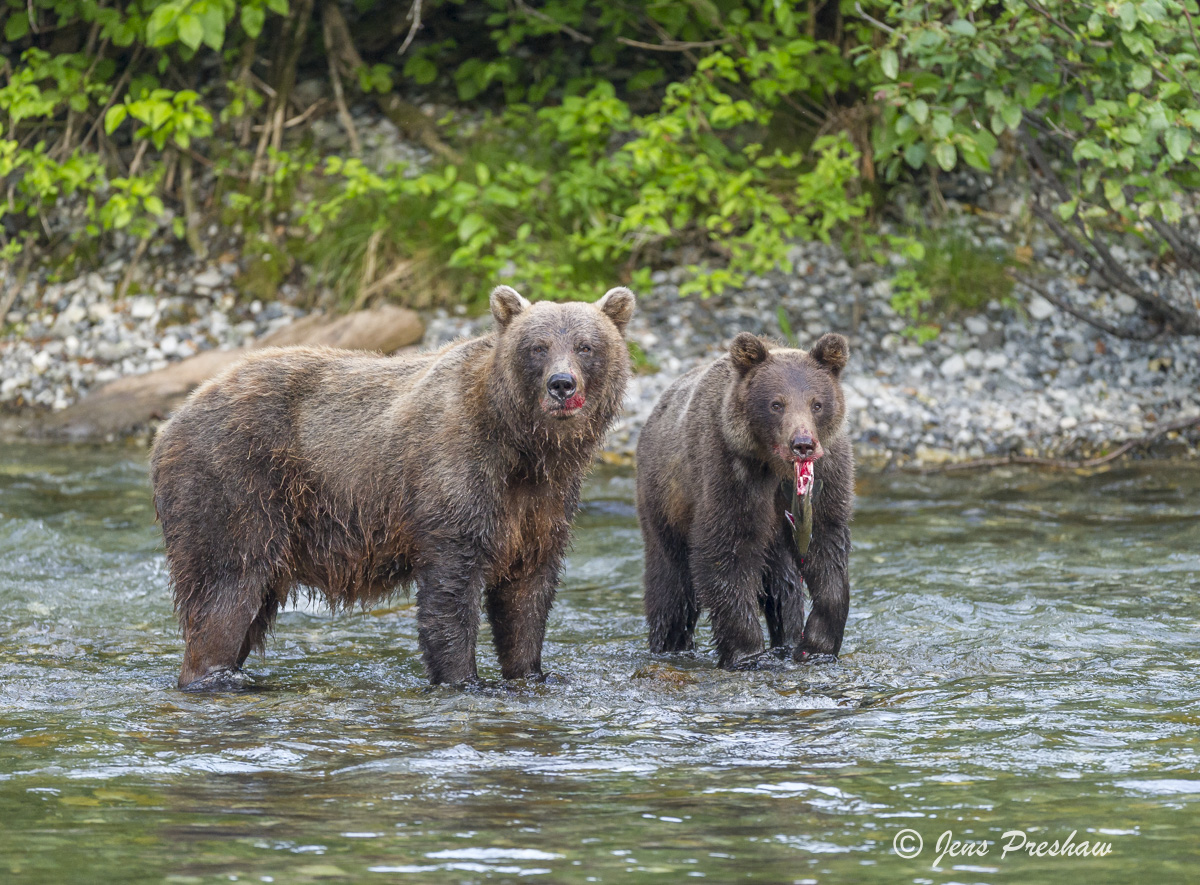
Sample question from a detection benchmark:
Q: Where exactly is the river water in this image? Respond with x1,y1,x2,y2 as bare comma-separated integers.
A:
1,444,1197,883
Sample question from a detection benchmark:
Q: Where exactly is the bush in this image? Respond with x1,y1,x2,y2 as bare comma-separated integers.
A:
1,1,896,305
868,0,1200,335
4,0,1197,337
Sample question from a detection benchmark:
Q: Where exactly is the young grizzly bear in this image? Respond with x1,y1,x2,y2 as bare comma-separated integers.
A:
151,285,635,690
636,332,853,667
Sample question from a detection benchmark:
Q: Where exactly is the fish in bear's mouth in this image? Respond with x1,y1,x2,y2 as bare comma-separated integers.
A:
794,458,814,497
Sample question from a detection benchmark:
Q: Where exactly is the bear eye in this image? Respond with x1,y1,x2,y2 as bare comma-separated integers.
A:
812,401,823,413
531,344,548,357
770,400,785,414
576,343,592,355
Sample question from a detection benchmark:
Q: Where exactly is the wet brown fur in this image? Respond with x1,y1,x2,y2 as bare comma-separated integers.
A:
151,286,635,689
637,332,854,666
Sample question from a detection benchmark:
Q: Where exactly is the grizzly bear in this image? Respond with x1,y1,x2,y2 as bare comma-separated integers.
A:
636,332,853,667
151,285,635,690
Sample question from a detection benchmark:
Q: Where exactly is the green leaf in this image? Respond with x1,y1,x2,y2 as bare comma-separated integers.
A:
1000,103,1022,130
405,56,437,85
104,105,127,135
145,5,177,46
1165,127,1191,163
266,0,289,14
241,5,265,38
1118,2,1138,30
934,143,956,171
199,7,226,50
457,212,487,243
947,18,976,37
4,11,29,41
881,48,899,80
178,15,204,51
903,142,927,169
1104,178,1126,210
908,99,929,125
1073,139,1104,161
1130,64,1152,90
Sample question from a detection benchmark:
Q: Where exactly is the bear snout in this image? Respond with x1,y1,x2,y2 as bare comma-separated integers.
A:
790,433,817,459
542,371,586,416
547,372,577,401
774,430,824,463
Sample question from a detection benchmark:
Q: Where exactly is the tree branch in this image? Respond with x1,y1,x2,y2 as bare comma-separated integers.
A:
1009,271,1156,340
616,36,729,51
1147,217,1200,275
323,4,362,156
514,0,594,43
398,0,423,56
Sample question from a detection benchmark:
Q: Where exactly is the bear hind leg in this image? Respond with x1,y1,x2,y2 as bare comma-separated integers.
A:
177,579,282,691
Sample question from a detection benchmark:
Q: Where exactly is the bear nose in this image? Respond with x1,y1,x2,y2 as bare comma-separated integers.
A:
547,373,577,401
791,434,816,459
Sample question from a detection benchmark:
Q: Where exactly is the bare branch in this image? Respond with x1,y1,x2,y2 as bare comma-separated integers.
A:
514,0,594,44
323,5,362,156
1009,271,1156,340
1147,217,1200,275
398,0,423,56
854,2,896,34
616,36,729,51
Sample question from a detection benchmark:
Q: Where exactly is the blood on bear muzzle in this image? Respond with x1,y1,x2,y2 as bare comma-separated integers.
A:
546,393,585,417
544,372,585,417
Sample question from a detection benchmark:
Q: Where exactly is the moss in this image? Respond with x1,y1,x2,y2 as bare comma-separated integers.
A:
912,228,1016,316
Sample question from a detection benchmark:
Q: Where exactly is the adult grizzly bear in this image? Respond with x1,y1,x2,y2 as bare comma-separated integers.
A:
636,332,853,667
151,285,635,690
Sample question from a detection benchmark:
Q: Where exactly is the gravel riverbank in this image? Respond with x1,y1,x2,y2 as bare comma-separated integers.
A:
3,225,1199,467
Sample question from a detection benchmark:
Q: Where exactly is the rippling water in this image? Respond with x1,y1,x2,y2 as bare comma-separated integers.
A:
1,444,1197,883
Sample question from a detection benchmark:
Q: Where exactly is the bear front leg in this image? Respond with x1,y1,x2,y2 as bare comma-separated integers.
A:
690,521,767,668
643,524,699,653
415,552,485,685
178,583,276,690
485,561,560,680
797,522,850,659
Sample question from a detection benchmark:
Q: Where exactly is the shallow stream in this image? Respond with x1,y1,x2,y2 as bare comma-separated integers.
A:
1,444,1197,883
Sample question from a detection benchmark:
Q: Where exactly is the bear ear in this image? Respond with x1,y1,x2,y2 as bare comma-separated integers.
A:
810,332,849,377
490,285,531,330
729,332,769,375
596,286,636,335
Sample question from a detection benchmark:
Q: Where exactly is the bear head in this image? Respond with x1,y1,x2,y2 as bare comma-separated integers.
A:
489,284,636,437
723,331,849,477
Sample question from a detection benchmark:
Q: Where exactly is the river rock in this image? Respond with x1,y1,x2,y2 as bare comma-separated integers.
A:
939,353,967,377
1028,295,1055,320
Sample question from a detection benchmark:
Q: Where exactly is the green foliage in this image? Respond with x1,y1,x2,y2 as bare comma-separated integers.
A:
868,0,1200,229
275,2,882,302
7,0,1193,328
0,0,290,262
888,228,1015,333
